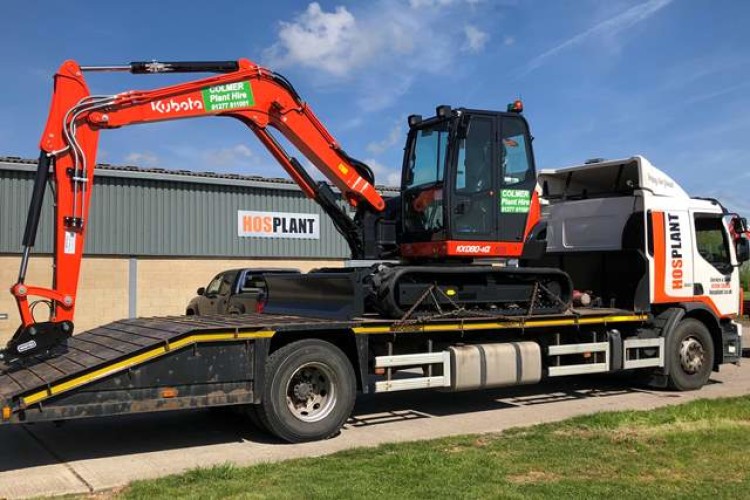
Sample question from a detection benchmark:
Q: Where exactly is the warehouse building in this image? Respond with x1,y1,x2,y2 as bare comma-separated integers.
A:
0,157,387,343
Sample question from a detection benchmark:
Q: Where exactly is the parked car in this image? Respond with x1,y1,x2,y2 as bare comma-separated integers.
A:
186,268,300,316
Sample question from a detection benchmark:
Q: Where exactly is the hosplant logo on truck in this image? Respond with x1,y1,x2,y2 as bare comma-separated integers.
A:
668,213,684,290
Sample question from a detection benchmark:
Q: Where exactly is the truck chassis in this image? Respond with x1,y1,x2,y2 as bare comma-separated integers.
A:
0,307,740,442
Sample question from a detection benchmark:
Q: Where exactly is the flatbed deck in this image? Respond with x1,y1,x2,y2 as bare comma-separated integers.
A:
0,309,647,421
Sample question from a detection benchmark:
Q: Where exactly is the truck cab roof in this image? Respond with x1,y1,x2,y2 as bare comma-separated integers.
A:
539,155,723,214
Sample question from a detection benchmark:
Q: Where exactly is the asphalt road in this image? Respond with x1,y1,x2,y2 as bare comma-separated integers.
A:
2,361,749,499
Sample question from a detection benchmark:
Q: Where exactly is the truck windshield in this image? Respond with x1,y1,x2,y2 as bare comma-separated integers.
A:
405,121,449,189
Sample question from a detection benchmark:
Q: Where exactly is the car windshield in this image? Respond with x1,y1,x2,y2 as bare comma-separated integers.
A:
205,276,222,295
405,121,449,189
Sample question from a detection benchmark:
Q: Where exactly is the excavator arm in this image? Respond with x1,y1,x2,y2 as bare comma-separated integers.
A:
5,59,385,359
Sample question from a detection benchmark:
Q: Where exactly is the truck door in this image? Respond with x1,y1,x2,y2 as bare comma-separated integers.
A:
215,271,239,314
652,209,696,301
690,212,738,316
229,271,264,314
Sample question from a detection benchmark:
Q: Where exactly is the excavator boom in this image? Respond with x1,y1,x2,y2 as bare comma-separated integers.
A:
7,59,384,358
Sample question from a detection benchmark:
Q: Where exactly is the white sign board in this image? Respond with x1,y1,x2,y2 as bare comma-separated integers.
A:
238,210,320,239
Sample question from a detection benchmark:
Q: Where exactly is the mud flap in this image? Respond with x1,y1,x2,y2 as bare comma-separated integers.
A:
645,307,684,388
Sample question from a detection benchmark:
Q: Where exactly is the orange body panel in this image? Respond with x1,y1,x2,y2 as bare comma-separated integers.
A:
400,191,540,259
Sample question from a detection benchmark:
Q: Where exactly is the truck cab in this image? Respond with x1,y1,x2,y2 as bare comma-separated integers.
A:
538,156,747,315
537,156,747,365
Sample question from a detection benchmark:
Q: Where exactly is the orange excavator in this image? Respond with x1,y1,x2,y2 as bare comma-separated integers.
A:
5,58,570,359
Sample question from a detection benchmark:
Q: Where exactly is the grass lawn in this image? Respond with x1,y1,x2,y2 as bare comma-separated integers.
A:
115,396,750,499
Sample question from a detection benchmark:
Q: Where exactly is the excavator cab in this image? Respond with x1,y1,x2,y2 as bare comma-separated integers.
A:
399,106,539,261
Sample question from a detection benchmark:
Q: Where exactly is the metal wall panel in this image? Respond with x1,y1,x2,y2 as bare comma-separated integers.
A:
0,164,352,259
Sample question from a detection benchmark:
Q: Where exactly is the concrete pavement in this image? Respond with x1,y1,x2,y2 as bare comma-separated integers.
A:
1,361,749,499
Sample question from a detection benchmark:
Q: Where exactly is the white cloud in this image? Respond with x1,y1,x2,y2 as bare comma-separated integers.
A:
339,116,364,130
263,2,492,111
658,53,750,92
263,3,367,77
463,25,489,52
124,151,159,166
684,82,750,106
503,35,515,46
158,143,273,174
205,144,254,167
522,0,673,75
410,0,484,7
366,121,404,155
409,0,456,7
365,157,401,187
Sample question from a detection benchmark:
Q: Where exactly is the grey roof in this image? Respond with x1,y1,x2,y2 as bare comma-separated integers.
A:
0,156,400,193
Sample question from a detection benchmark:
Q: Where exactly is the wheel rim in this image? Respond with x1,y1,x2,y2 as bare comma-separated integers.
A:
285,362,337,423
679,336,705,374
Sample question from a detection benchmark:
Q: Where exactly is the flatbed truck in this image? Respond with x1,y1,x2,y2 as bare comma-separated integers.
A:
1,60,747,442
1,156,745,442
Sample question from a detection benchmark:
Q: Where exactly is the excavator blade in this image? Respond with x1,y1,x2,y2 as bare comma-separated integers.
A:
262,272,364,320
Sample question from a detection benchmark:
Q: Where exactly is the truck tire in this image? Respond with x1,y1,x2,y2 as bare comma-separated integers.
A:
666,318,714,391
257,339,356,443
240,404,269,432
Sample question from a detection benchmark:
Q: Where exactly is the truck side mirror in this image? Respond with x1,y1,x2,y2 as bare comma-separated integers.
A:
732,216,748,234
737,238,750,263
197,287,205,296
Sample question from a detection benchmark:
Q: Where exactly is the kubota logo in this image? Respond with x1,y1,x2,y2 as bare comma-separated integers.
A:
455,245,492,254
150,97,204,114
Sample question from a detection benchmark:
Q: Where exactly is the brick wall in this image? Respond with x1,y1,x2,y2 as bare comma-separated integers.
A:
0,256,342,344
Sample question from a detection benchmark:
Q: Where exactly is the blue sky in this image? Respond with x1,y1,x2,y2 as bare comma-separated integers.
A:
0,0,749,213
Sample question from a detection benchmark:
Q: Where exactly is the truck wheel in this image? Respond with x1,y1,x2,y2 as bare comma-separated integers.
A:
258,339,356,443
667,318,714,391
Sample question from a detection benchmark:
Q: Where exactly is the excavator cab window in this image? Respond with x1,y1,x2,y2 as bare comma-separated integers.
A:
405,122,449,189
500,117,533,186
402,120,449,239
453,116,494,236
